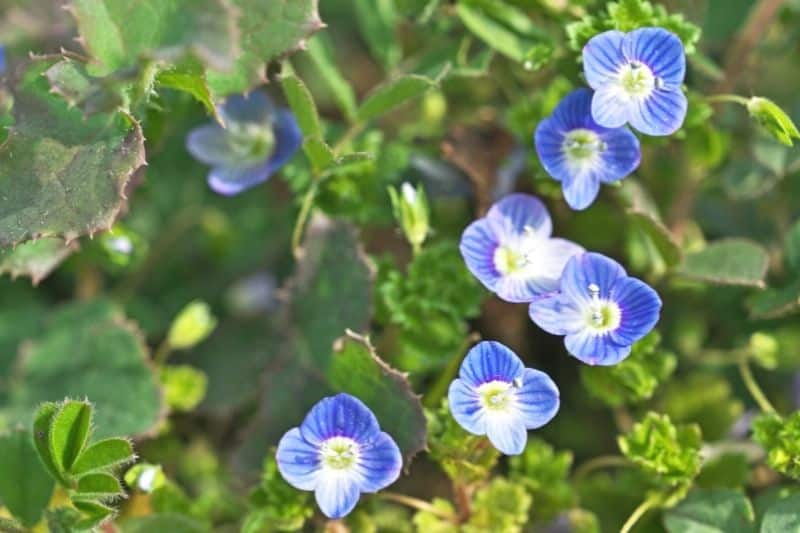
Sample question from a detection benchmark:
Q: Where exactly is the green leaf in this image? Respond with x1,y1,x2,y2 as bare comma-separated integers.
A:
747,97,800,147
72,438,135,476
747,279,800,320
0,238,75,286
71,500,115,530
306,35,358,121
281,74,323,140
123,514,210,533
44,59,123,115
508,439,575,522
352,0,401,70
581,332,676,407
302,136,337,171
663,489,755,533
32,402,70,487
74,472,123,500
156,62,216,118
761,493,800,533
0,430,55,527
752,412,800,480
0,62,145,247
785,219,800,273
206,0,324,98
456,1,548,65
244,456,313,533
628,211,683,267
677,239,769,288
49,400,93,474
357,74,437,123
661,373,743,442
618,412,702,486
329,331,427,464
69,0,240,76
8,301,163,438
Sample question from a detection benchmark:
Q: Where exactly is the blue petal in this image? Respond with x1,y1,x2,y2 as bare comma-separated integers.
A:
583,30,626,89
315,471,361,519
528,292,584,336
493,237,585,301
207,109,302,196
515,368,560,429
622,28,685,88
534,117,569,182
549,88,596,131
220,91,274,126
357,431,403,493
458,341,525,387
485,193,552,241
596,127,641,183
460,218,502,293
591,87,630,129
448,378,487,436
564,330,632,366
609,276,662,346
186,124,233,166
628,90,688,136
299,394,381,447
275,428,321,491
562,173,601,210
0,46,6,75
485,414,527,455
560,253,627,307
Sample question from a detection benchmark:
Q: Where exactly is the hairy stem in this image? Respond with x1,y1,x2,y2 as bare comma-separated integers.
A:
620,495,659,533
291,181,320,260
706,94,751,106
379,492,457,522
573,455,631,483
738,357,777,414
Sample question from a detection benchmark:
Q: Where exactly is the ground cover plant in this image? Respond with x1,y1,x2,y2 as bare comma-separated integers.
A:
1,0,800,531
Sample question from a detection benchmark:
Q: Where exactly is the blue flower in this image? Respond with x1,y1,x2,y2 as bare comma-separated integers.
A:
186,91,302,196
0,46,5,75
529,252,662,366
276,393,402,519
583,27,687,136
460,194,584,303
448,341,559,455
534,88,641,210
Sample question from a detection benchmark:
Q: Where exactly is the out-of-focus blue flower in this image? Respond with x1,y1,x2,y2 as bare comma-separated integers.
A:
186,92,302,196
534,89,640,210
460,193,584,303
276,393,402,519
583,28,687,136
529,252,662,366
448,341,560,455
0,46,6,75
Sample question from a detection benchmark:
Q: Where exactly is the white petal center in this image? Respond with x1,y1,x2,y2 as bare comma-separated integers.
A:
477,380,519,412
617,61,660,99
320,436,360,471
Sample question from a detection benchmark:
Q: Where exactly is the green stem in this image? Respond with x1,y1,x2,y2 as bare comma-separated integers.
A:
424,333,479,408
379,492,457,522
291,181,319,259
333,122,364,155
706,94,750,106
738,357,777,414
620,495,659,533
572,455,631,483
153,339,173,366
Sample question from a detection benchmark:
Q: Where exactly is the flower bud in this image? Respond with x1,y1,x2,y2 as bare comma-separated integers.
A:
125,463,166,493
388,182,430,252
749,332,779,370
167,300,218,350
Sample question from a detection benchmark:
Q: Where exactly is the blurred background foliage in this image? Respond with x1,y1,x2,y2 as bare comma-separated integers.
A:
0,0,799,531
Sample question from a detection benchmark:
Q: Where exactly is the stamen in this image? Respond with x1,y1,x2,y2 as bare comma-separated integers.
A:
512,377,523,388
654,77,664,90
588,283,602,325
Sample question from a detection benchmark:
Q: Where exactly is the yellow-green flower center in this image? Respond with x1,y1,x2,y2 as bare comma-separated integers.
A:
563,129,605,161
320,437,360,470
619,62,658,97
478,381,516,411
228,122,275,162
585,283,622,332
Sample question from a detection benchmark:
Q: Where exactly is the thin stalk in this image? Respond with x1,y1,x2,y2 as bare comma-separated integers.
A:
291,181,320,260
620,495,659,533
423,332,480,408
572,455,631,483
378,492,457,522
738,357,777,414
153,339,172,366
706,94,750,106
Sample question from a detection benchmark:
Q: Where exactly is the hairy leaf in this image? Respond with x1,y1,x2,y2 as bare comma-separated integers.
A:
677,239,769,288
0,430,54,527
72,438,135,476
74,473,124,501
0,238,76,285
49,400,93,474
357,74,438,123
663,488,754,533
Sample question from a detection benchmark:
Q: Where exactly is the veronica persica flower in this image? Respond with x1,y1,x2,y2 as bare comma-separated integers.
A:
460,194,584,303
583,27,687,136
534,88,640,210
276,393,402,519
448,341,560,455
186,91,302,196
529,253,662,366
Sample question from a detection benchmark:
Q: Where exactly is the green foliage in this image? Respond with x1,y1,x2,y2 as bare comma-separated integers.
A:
465,477,532,533
761,493,800,533
0,238,75,285
357,74,438,123
166,300,218,350
7,301,163,438
580,332,676,407
329,332,427,463
412,499,458,533
508,438,575,522
426,400,500,485
677,239,770,288
0,430,55,527
123,514,211,533
0,61,145,247
377,240,484,371
160,365,209,412
663,488,755,533
242,456,313,533
567,0,701,55
747,97,800,147
618,412,702,488
753,412,800,480
388,182,431,252
660,373,744,441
